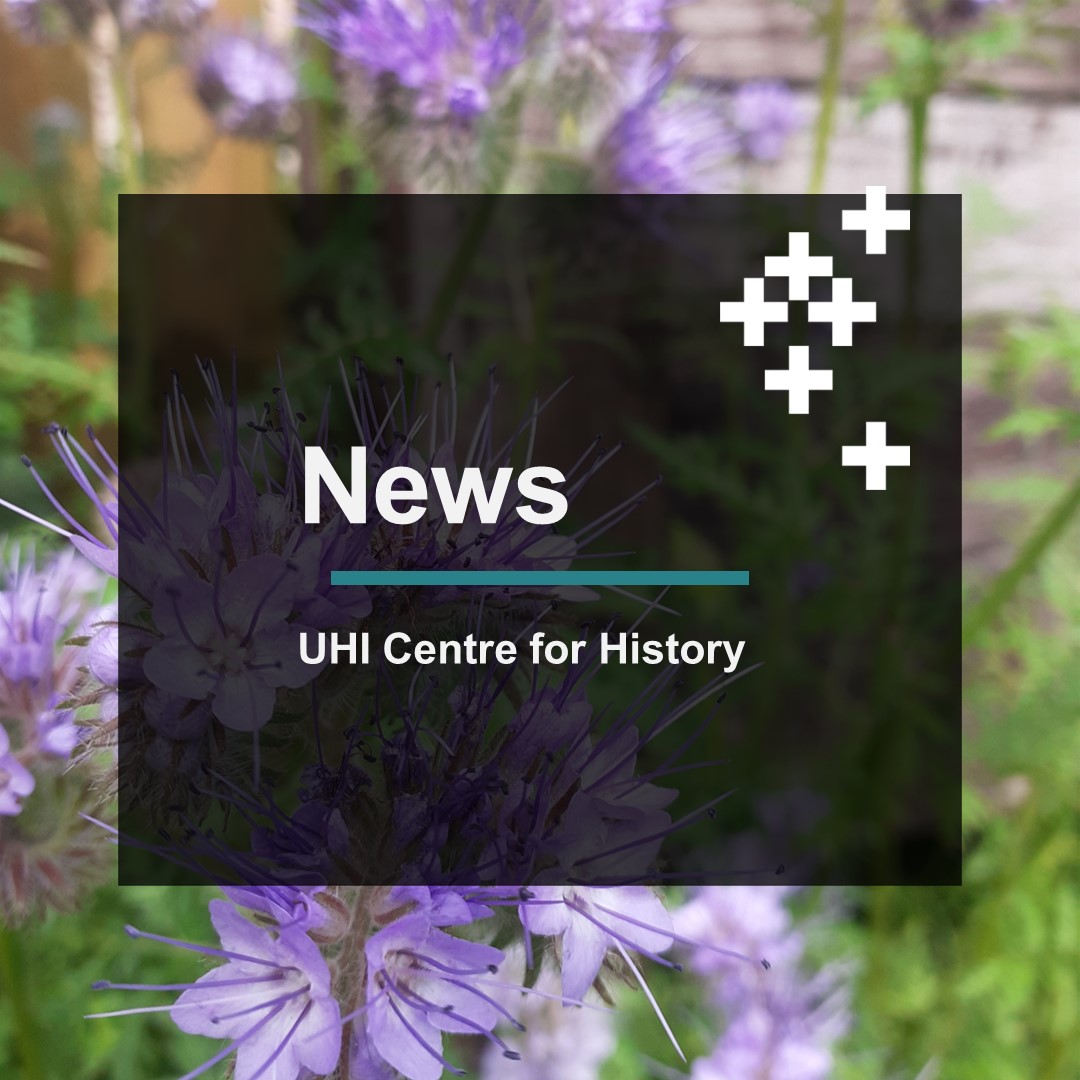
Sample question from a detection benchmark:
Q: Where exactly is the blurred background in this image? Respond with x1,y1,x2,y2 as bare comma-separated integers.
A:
0,0,1078,1077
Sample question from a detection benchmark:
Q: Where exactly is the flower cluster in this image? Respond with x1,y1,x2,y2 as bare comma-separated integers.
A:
309,0,532,124
597,76,738,195
2,356,851,1075
6,357,738,889
5,0,801,189
2,0,299,158
731,80,802,163
91,881,728,1080
0,543,115,920
677,886,851,1079
3,358,852,1076
307,0,800,191
193,31,298,140
551,0,669,85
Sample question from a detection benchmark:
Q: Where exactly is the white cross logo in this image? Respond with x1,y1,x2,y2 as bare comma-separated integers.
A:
720,277,788,346
764,232,833,301
808,278,877,346
842,422,910,489
842,186,910,255
764,346,833,414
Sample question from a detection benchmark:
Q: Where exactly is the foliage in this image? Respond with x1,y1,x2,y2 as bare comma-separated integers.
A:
0,887,218,1080
838,535,1080,1079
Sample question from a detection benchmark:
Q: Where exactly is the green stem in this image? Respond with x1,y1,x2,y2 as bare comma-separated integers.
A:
421,195,498,350
907,94,930,197
112,42,143,196
963,469,1080,650
0,926,47,1080
809,0,847,194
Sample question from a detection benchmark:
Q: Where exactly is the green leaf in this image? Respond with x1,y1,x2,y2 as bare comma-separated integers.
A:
986,407,1070,441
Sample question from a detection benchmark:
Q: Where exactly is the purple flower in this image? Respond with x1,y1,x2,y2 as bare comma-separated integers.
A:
480,948,616,1080
0,541,115,916
14,357,749,892
309,0,530,123
731,80,801,162
363,910,514,1080
0,425,117,578
553,0,669,86
558,0,667,41
193,32,297,140
349,1022,400,1080
599,77,737,194
94,900,342,1080
0,547,104,734
692,1005,833,1080
520,885,673,1001
380,884,487,927
87,885,843,1080
84,603,119,727
35,705,79,757
143,553,321,732
222,884,333,934
677,887,851,1080
0,724,35,816
1,426,120,578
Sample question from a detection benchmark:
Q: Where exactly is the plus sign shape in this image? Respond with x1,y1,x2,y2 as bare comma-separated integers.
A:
720,277,788,346
808,278,877,346
764,232,833,301
764,346,833,414
842,186,910,255
842,422,910,490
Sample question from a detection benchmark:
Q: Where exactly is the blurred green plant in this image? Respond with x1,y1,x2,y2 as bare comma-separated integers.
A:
828,303,1080,1079
0,887,219,1080
838,535,1080,1079
0,282,117,538
861,1,1059,194
964,307,1080,646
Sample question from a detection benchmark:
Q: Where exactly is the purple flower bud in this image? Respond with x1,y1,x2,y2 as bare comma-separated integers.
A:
309,0,531,125
692,1005,834,1080
96,900,343,1079
0,547,104,730
599,79,737,194
193,31,297,140
553,0,670,89
0,724,35,816
221,884,331,934
731,80,801,163
677,887,851,1080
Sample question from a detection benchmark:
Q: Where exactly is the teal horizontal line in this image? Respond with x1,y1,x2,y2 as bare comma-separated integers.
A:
331,570,749,586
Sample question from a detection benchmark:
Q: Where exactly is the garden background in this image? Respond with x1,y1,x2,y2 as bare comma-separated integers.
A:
0,1,1078,1078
